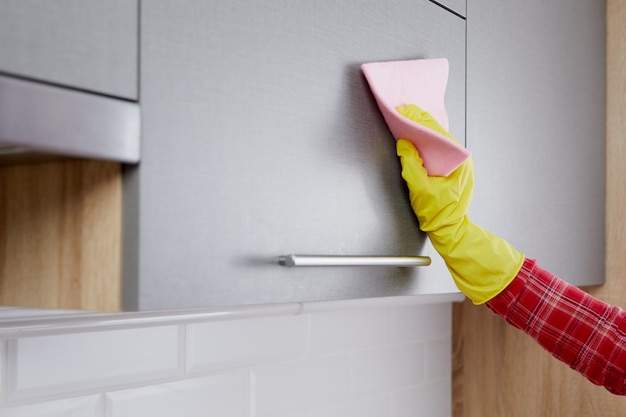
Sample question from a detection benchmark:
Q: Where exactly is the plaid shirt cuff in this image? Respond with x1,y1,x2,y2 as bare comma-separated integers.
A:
486,257,626,395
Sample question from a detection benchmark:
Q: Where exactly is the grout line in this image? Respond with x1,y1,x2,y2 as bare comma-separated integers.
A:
179,324,188,376
3,340,17,403
98,392,107,417
0,339,6,404
428,0,466,20
248,370,256,417
0,370,237,409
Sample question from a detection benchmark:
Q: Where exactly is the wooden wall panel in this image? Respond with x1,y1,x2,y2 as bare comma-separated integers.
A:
453,1,626,415
0,160,122,311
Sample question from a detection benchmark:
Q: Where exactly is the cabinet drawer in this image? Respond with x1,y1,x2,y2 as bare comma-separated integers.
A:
131,0,466,310
0,0,138,99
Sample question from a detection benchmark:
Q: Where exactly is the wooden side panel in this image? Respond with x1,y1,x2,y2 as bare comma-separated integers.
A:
0,160,122,311
453,2,626,415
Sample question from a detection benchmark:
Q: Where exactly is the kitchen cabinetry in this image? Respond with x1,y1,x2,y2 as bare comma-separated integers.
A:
436,0,466,17
466,0,606,286
0,0,605,313
0,0,138,311
454,1,608,414
0,0,138,100
126,0,466,310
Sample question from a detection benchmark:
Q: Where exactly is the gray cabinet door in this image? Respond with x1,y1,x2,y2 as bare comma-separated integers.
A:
128,0,466,310
466,0,606,286
433,0,466,17
0,0,138,100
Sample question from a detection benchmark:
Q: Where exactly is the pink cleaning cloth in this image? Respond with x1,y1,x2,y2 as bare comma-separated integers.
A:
361,58,470,176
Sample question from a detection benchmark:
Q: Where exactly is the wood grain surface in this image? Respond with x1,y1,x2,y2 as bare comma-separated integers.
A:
453,2,626,415
0,160,122,311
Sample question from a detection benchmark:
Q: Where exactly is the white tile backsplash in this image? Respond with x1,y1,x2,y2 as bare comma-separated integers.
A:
304,395,389,417
390,303,452,343
0,395,100,417
424,337,452,381
349,343,424,397
0,297,454,416
391,380,451,417
106,372,249,417
1,340,4,403
308,308,390,356
254,355,348,417
187,314,305,373
6,326,181,400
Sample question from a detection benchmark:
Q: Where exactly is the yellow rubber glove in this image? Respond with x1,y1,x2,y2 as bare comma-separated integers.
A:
396,104,524,304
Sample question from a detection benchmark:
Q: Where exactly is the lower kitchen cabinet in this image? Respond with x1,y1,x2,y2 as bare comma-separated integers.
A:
127,0,467,310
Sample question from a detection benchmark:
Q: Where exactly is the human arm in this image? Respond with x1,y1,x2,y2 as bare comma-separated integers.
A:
397,104,626,395
487,257,626,395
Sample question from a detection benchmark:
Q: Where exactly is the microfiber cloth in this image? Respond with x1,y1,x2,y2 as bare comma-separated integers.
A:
361,58,470,176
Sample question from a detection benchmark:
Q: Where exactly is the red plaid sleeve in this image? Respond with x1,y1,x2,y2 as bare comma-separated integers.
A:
486,257,626,395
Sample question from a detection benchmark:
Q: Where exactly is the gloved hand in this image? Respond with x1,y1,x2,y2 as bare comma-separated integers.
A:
396,104,524,304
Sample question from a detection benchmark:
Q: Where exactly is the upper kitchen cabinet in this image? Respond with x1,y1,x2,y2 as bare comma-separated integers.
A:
466,1,606,286
434,0,466,17
0,0,138,100
128,0,466,310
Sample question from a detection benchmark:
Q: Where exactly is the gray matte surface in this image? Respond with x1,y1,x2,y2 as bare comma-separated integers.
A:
466,0,606,285
0,0,138,100
0,76,140,162
433,0,466,17
128,0,466,310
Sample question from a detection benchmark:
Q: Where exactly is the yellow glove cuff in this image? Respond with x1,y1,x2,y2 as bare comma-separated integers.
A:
429,219,525,304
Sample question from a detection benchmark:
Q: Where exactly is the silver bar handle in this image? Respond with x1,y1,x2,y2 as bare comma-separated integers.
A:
278,254,431,267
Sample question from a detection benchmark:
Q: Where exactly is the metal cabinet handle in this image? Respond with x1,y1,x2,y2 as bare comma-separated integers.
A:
278,254,431,267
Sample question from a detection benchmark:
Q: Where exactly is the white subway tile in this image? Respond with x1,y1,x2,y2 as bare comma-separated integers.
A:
350,344,423,397
7,326,181,400
254,355,348,417
106,372,248,417
424,337,451,381
304,395,389,417
390,304,451,344
1,340,4,402
308,308,390,356
391,380,451,417
187,315,305,373
0,394,100,417
0,300,453,417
